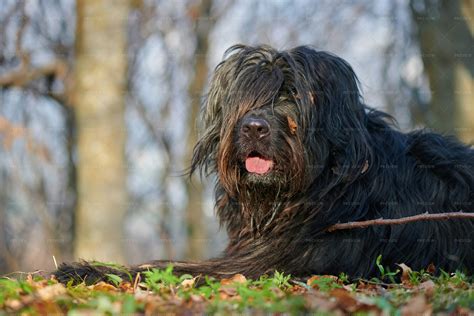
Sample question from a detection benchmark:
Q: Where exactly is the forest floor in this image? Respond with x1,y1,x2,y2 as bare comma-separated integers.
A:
0,259,473,315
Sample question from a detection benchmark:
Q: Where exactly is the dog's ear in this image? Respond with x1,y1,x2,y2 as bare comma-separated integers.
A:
292,48,372,181
191,48,242,177
190,68,224,177
318,53,372,181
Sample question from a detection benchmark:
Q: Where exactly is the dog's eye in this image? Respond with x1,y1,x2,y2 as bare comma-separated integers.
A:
292,91,315,105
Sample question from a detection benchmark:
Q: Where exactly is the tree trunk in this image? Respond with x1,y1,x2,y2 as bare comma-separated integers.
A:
73,0,129,262
57,105,77,263
411,0,474,143
185,0,213,260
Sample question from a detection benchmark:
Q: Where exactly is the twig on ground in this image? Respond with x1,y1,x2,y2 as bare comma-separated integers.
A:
327,212,474,232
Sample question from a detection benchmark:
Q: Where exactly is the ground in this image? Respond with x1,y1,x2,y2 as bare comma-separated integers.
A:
0,260,473,315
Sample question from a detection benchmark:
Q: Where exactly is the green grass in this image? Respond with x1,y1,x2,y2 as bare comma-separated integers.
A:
0,264,472,315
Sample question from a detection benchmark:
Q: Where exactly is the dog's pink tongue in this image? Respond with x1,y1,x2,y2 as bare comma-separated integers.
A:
245,157,273,174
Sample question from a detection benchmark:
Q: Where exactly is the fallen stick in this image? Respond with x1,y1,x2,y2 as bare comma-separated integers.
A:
327,211,474,232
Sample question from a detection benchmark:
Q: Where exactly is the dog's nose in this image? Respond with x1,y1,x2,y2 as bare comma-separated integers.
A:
241,117,270,139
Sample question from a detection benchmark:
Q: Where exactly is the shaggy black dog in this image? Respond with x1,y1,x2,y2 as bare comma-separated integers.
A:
55,45,474,284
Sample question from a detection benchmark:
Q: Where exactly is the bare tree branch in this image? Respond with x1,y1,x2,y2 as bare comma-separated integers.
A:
14,1,28,58
0,1,69,99
327,212,474,232
0,60,67,88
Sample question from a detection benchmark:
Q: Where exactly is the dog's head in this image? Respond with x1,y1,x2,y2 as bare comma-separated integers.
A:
192,45,372,198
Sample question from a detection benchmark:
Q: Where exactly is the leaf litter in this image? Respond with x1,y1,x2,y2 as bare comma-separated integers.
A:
0,263,472,315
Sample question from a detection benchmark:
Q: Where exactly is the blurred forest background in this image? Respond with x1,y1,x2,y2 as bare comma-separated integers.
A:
0,0,472,274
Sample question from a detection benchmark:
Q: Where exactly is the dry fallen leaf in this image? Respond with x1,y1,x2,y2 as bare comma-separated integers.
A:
31,300,64,315
329,288,378,313
36,284,67,301
426,263,436,275
304,293,339,314
397,263,413,286
4,299,23,311
401,294,432,316
25,274,51,290
90,281,117,292
220,274,247,285
307,275,338,289
219,286,238,300
288,284,306,294
181,278,195,289
189,294,204,303
329,288,359,312
119,282,134,293
452,306,472,316
356,280,377,291
417,280,435,298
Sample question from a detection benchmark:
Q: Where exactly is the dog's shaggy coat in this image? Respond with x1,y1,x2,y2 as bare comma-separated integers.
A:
55,45,474,284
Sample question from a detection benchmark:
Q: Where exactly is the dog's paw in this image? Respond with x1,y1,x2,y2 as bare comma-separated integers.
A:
53,261,115,285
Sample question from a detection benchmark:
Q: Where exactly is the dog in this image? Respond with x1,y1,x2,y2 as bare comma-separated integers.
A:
55,44,474,284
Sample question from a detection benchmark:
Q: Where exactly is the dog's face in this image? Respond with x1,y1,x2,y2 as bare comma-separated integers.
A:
233,97,304,190
192,45,371,199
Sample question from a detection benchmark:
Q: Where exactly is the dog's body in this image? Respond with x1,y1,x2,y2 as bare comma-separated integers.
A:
55,45,473,284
